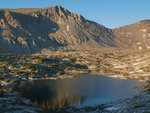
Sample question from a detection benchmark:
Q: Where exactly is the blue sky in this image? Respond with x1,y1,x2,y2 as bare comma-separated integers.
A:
0,0,150,28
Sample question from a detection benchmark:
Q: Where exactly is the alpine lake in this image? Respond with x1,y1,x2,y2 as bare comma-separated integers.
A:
13,74,142,110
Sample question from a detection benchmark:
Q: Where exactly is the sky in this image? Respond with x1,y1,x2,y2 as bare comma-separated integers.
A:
0,0,150,28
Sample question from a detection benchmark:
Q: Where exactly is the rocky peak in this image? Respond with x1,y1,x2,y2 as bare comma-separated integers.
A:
51,5,70,18
49,6,85,23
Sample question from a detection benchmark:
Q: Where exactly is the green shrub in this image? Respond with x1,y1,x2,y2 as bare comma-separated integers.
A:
56,71,64,76
4,78,10,82
0,68,5,72
143,112,150,113
101,67,111,73
29,73,35,78
102,53,109,58
0,89,4,97
122,72,129,76
14,71,24,75
68,58,76,62
0,76,4,80
9,79,19,84
65,66,72,71
44,74,48,77
133,105,145,109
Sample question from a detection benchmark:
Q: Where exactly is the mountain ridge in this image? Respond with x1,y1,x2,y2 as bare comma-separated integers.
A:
113,19,150,49
0,5,149,54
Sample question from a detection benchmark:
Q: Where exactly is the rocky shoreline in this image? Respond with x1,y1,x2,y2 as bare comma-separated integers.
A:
0,75,149,113
70,93,150,113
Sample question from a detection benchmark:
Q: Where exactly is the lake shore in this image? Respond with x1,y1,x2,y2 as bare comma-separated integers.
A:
0,49,150,113
71,92,150,113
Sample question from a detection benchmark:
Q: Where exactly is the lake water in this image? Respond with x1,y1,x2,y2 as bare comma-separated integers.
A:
14,74,141,109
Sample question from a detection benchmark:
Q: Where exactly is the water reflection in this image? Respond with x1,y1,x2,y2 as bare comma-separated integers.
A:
15,80,84,109
14,74,141,109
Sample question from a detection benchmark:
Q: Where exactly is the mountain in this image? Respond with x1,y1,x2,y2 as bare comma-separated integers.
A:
0,5,116,54
113,20,150,49
0,5,150,54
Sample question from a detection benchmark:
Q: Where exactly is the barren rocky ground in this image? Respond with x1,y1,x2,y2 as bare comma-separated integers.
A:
39,49,150,81
0,49,150,113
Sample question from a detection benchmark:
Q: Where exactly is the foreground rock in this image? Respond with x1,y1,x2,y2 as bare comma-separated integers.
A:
0,97,42,113
0,93,149,113
73,93,150,113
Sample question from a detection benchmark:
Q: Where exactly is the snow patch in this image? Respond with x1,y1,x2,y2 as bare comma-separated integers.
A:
145,44,150,49
141,29,147,32
88,65,96,69
132,61,145,66
32,40,36,46
136,42,140,45
51,28,56,31
139,46,142,50
129,71,134,74
136,70,143,73
147,45,150,49
114,65,126,68
58,21,61,24
67,25,69,31
136,59,141,62
106,107,119,111
143,34,146,37
127,32,132,34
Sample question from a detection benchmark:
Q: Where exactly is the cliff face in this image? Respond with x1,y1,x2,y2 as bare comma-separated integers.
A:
0,6,116,54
